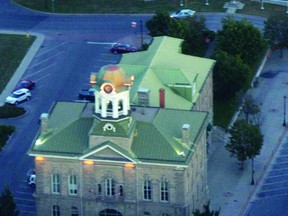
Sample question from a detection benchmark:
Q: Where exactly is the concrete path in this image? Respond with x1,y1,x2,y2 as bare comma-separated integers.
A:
208,48,288,216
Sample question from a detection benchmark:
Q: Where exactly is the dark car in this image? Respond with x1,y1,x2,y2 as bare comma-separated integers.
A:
14,80,35,91
111,43,138,54
78,88,95,102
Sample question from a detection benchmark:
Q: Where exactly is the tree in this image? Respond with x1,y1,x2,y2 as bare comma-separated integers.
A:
212,50,251,100
146,11,210,57
216,16,267,66
226,119,263,170
242,94,260,123
145,10,185,38
181,16,210,56
193,201,221,216
264,14,288,57
0,186,19,216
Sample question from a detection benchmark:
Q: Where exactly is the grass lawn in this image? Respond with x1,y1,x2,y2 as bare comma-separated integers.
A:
13,0,288,17
0,34,34,148
0,34,35,93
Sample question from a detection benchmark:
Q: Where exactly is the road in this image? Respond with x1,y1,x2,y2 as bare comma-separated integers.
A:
0,1,268,215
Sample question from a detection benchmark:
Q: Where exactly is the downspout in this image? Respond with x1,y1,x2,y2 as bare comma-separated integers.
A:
80,161,84,216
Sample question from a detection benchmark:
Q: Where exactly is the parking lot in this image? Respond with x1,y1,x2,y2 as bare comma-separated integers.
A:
0,38,122,215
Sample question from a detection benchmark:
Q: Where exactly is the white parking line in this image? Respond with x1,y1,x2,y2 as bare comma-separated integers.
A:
24,63,56,78
97,59,118,63
87,41,115,45
28,51,65,69
19,185,31,189
15,197,35,202
37,41,69,57
33,74,51,82
19,210,35,215
15,191,33,195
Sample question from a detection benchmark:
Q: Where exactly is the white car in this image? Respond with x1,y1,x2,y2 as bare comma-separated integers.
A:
170,9,196,19
5,88,31,105
27,169,36,188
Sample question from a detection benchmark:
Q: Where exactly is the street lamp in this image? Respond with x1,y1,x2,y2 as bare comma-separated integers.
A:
251,158,255,185
283,96,287,127
139,20,144,48
205,0,209,6
260,0,264,9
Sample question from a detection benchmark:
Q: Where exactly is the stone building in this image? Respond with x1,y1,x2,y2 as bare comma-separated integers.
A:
28,36,215,216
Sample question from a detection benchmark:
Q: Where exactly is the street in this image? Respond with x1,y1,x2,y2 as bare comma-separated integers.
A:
0,0,270,215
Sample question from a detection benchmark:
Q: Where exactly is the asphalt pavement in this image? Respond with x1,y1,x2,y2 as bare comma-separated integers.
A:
208,48,288,216
0,15,288,216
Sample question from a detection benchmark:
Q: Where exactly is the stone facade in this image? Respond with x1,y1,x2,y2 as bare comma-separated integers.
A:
34,129,208,216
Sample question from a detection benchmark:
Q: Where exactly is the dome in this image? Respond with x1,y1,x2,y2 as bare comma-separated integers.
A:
101,65,127,89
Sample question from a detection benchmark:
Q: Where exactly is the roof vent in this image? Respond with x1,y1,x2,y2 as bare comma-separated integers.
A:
182,124,190,143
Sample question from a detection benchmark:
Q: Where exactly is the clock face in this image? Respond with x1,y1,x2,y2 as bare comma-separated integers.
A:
104,84,113,94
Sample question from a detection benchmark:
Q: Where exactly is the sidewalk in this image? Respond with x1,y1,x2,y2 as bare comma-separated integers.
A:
208,48,288,216
0,31,44,106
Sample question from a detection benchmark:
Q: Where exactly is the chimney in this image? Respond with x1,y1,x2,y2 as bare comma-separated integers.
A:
159,88,165,108
40,113,49,134
182,124,190,143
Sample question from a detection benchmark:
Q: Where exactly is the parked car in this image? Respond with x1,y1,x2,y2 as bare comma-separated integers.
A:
170,9,196,19
27,169,36,188
111,43,138,54
78,88,95,102
5,88,31,105
14,80,35,91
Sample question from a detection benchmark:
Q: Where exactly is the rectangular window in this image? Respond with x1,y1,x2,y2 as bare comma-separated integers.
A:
143,180,152,200
105,178,115,196
69,175,77,195
52,174,60,194
160,181,169,202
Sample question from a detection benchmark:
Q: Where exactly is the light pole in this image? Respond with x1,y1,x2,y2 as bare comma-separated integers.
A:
139,20,144,48
283,96,287,127
251,158,255,185
260,0,264,9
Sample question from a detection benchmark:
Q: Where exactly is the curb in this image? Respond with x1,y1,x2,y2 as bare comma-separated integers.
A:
0,31,45,106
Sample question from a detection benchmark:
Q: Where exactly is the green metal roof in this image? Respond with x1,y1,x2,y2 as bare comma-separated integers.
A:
119,36,215,109
29,102,208,165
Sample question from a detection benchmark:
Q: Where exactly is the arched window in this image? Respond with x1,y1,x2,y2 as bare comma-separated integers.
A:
69,175,77,195
71,206,78,216
98,184,102,196
52,205,60,216
99,209,122,216
143,180,152,200
119,185,124,196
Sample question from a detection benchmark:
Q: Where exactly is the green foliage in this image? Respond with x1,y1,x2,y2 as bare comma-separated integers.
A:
212,50,251,100
264,14,288,57
226,119,263,169
0,105,26,118
216,16,267,66
181,16,210,56
0,186,19,216
193,201,221,216
242,95,260,123
145,10,185,38
146,11,209,57
0,125,15,152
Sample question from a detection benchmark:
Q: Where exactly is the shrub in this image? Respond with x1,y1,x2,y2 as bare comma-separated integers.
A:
0,125,15,151
0,105,26,118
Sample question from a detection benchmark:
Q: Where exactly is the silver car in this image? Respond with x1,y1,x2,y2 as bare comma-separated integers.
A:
170,9,196,19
